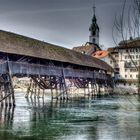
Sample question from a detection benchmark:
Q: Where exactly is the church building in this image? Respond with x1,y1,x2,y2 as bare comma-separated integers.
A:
73,6,101,55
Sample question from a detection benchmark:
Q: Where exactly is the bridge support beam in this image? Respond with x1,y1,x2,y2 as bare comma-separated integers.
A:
0,73,15,107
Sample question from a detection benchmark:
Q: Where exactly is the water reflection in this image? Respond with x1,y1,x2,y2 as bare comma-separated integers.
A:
0,106,15,140
0,93,140,140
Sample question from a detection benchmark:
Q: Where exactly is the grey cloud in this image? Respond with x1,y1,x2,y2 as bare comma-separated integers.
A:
0,0,133,48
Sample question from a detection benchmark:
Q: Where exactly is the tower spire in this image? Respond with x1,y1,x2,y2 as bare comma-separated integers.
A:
93,5,96,16
89,5,99,46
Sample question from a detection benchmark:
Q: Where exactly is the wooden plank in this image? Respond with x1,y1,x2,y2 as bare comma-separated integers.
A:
7,61,15,106
0,92,12,102
0,61,109,80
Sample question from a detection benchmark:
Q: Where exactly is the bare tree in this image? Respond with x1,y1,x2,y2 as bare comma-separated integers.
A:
112,0,140,93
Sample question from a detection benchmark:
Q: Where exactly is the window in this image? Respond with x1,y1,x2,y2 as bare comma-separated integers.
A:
136,75,138,78
110,60,112,64
130,55,134,59
125,75,127,78
92,39,95,43
125,56,127,59
125,69,127,72
130,75,132,78
130,69,137,72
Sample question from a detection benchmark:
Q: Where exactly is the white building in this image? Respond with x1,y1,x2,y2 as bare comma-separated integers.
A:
92,50,119,79
92,50,114,68
108,38,140,92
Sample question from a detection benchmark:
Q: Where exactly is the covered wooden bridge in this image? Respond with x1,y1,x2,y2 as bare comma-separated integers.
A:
0,30,113,106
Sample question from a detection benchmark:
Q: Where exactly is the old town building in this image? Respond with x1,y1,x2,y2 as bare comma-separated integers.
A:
108,38,140,91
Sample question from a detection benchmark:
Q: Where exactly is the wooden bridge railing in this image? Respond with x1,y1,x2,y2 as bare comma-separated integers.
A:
0,61,109,80
0,61,113,107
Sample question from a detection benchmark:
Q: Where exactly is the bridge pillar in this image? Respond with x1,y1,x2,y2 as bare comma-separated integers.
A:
0,73,15,107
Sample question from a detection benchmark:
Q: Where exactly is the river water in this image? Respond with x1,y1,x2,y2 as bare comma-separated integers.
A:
0,93,140,140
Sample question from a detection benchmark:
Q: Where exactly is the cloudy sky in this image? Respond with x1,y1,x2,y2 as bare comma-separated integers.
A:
0,0,132,49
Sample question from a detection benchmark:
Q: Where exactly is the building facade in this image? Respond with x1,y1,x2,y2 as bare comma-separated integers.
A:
108,38,140,91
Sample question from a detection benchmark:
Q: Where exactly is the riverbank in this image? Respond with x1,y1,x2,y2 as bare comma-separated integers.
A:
14,85,139,99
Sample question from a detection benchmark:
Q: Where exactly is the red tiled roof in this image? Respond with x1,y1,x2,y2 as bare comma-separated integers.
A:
92,51,109,58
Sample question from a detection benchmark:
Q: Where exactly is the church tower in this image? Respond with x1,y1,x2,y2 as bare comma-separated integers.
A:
89,6,99,46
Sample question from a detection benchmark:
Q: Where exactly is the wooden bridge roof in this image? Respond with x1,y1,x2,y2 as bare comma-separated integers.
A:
0,30,113,72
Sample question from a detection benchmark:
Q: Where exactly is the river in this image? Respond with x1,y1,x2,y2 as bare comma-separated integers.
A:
0,93,140,140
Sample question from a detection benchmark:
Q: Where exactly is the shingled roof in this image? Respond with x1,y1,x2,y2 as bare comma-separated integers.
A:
73,42,101,55
116,37,140,49
0,30,113,72
107,38,140,52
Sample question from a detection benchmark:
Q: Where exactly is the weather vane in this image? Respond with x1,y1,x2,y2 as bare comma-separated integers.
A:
93,4,96,15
